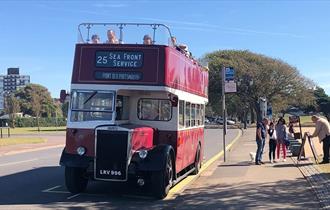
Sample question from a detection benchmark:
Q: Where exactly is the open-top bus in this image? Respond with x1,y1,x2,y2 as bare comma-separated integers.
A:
60,23,208,198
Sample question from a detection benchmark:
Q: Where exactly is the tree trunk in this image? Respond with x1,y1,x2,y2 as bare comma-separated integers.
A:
254,101,262,123
37,117,40,132
250,106,255,124
12,116,15,128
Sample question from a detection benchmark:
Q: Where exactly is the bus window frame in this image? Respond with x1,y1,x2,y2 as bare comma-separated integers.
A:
137,98,173,122
71,89,116,112
191,104,196,127
185,102,191,127
70,89,116,122
179,100,185,128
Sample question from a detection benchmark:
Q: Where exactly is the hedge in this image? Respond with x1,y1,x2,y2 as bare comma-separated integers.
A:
11,117,67,127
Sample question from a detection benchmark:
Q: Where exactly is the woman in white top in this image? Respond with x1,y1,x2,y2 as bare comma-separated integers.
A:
268,122,277,163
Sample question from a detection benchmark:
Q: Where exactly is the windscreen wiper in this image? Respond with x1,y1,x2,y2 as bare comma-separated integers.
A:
83,91,97,105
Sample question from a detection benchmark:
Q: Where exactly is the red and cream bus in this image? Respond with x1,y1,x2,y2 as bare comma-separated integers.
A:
60,23,208,198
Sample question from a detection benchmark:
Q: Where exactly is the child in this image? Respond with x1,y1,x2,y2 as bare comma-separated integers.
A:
268,122,277,163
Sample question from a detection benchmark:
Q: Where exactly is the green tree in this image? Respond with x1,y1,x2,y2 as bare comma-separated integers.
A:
4,94,20,128
15,84,56,129
31,92,42,131
314,87,330,121
16,84,55,116
204,50,315,121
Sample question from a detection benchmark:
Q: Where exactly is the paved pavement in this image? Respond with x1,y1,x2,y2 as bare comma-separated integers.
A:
170,128,322,209
294,158,330,209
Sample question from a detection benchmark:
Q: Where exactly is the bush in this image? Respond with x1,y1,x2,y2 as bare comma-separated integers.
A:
13,117,67,127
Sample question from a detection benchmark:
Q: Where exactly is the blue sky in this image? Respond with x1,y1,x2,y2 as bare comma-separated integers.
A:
0,0,329,97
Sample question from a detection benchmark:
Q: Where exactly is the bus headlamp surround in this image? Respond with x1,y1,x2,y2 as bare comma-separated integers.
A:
138,149,148,159
77,146,86,156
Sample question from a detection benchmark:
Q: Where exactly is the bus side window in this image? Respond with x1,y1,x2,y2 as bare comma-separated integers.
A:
179,100,185,128
191,104,196,127
201,104,205,125
196,104,200,126
185,102,191,127
116,95,129,120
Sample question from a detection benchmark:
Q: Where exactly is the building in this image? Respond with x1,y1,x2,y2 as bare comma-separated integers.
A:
0,68,30,110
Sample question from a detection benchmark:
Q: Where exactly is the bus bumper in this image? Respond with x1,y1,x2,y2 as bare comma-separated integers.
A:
59,148,93,168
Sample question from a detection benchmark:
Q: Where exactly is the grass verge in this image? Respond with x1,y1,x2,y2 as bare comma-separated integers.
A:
5,127,66,135
0,137,46,146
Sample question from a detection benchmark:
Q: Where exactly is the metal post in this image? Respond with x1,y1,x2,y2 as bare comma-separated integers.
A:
119,24,124,44
222,67,226,162
86,24,91,42
152,24,157,44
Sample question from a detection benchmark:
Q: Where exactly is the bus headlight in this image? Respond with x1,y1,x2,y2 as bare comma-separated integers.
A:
138,149,148,159
77,146,86,156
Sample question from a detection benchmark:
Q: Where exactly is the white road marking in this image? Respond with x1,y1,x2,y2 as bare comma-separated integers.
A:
45,190,71,194
0,158,38,167
42,185,61,192
67,193,81,200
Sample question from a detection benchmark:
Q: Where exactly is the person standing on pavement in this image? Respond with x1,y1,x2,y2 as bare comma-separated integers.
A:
268,122,277,163
276,117,288,162
255,118,269,165
308,115,330,164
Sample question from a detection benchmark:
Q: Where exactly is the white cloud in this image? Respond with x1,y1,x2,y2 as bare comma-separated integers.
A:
92,3,128,8
137,17,304,38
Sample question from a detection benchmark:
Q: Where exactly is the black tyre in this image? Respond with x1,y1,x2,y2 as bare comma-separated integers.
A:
151,153,174,199
192,144,201,175
65,166,88,193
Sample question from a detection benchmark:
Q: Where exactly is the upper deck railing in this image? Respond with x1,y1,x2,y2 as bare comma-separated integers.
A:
78,23,174,46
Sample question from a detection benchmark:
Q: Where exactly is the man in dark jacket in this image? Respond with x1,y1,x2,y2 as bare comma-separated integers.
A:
256,118,269,165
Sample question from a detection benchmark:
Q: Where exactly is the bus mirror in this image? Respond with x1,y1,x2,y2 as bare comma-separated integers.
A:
60,89,68,103
171,96,178,107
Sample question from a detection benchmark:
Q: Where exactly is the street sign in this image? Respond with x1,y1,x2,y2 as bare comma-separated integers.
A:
225,67,235,81
225,80,237,93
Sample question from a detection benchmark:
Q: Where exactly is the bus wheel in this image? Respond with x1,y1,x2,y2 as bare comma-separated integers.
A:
151,154,173,199
192,144,201,175
65,166,88,193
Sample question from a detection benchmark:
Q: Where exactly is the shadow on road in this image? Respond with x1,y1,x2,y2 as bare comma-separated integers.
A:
173,178,320,209
0,166,176,209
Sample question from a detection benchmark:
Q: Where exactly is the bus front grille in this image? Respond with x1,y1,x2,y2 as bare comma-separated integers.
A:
94,130,129,181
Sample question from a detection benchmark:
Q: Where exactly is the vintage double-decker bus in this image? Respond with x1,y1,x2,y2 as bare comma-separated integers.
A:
60,23,208,198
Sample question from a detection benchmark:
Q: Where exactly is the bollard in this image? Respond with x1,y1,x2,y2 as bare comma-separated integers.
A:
8,127,10,137
0,127,2,138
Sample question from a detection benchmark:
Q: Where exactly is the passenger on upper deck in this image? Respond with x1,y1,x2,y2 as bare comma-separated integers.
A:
143,34,153,45
105,29,119,44
91,34,101,44
171,36,177,46
178,44,192,58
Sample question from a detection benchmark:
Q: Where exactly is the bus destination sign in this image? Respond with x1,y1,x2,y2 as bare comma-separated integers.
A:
95,51,143,68
95,71,143,81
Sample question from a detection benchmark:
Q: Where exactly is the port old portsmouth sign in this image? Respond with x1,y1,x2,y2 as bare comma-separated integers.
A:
95,51,144,68
95,71,143,81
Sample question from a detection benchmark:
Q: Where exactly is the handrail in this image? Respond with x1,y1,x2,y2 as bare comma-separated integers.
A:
77,23,173,44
